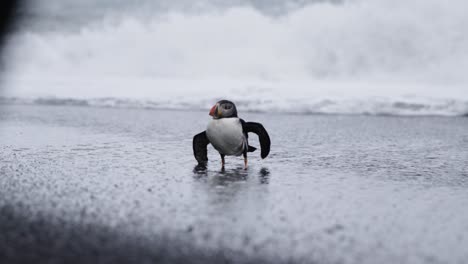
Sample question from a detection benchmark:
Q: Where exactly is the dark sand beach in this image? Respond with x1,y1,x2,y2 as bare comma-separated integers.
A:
1,104,468,263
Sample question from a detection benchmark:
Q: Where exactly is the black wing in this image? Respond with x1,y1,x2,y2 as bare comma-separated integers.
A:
241,120,271,159
193,131,210,165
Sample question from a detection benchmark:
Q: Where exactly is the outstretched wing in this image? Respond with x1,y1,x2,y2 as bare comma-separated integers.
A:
193,131,210,165
241,120,271,159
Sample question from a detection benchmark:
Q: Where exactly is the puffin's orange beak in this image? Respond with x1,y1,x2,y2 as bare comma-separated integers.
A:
209,104,217,116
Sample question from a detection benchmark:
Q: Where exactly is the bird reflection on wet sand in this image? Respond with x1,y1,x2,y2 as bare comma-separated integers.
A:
193,165,270,185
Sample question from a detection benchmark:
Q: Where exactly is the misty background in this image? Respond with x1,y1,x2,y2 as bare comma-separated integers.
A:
1,0,467,115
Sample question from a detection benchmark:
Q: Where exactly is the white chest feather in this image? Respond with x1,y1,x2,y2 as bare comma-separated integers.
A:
206,118,245,156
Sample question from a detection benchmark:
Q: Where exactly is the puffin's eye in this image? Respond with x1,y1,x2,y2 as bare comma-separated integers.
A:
224,104,232,110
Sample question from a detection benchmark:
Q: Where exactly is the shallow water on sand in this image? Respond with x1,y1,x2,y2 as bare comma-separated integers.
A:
1,104,468,263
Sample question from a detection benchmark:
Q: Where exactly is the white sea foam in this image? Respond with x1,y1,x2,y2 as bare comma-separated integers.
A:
1,0,467,116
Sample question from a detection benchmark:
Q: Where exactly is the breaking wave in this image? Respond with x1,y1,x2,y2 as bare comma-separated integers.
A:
2,96,467,116
1,0,467,116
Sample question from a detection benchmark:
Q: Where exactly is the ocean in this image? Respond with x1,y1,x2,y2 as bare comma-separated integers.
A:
1,0,468,116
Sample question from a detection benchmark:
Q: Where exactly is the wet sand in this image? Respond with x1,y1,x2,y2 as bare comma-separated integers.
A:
1,104,468,264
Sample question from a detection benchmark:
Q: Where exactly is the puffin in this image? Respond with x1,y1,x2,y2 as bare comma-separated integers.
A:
193,100,271,169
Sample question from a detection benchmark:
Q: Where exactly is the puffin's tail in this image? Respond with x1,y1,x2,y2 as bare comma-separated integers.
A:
248,145,257,152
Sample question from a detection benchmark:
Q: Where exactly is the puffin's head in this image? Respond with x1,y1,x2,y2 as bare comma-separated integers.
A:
209,100,238,119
